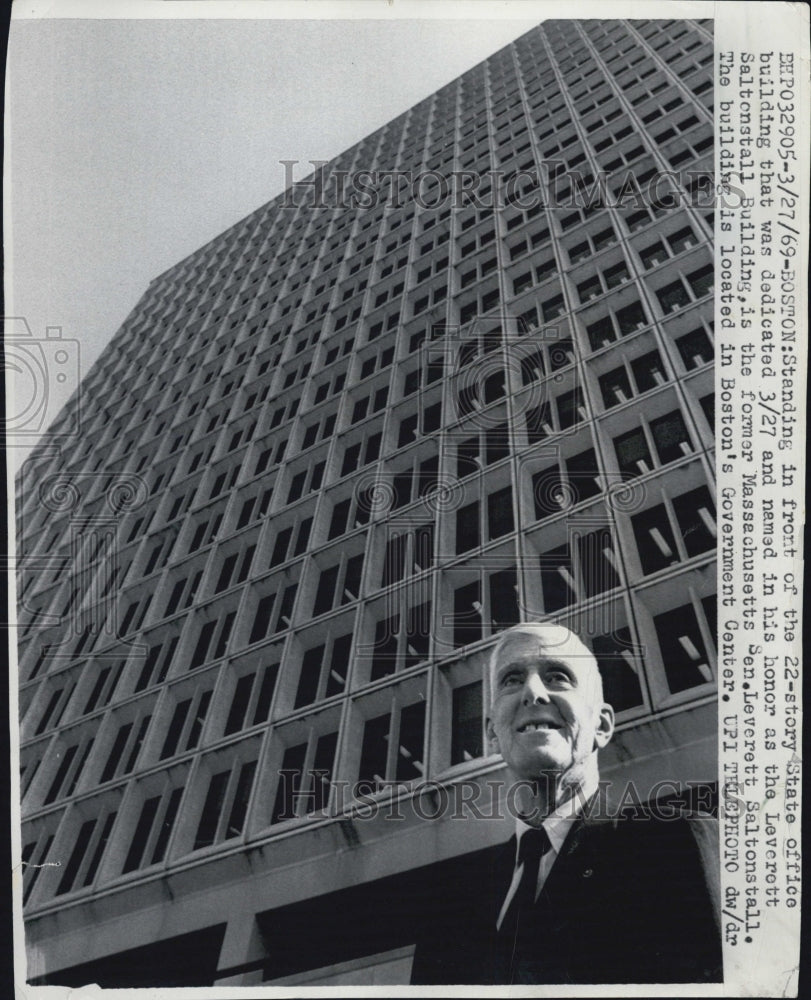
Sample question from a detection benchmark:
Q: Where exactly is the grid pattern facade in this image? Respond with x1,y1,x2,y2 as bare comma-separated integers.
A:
17,18,716,982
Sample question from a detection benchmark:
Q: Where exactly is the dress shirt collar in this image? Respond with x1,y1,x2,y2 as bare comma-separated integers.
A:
513,774,597,859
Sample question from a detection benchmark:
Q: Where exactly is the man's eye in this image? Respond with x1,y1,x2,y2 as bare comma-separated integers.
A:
545,670,571,685
501,673,522,686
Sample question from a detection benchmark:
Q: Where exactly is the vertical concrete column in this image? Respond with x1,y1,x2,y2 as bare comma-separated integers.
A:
212,907,267,986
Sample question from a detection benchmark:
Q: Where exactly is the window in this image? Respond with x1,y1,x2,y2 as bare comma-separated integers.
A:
650,410,693,463
99,711,152,783
214,544,255,593
269,516,312,566
43,736,94,804
119,591,153,635
667,225,697,254
541,293,565,322
142,529,178,578
134,637,178,692
700,392,714,427
159,687,213,759
556,387,586,429
55,807,118,895
611,426,648,480
533,448,602,520
455,423,512,479
639,239,669,269
455,485,513,554
656,278,691,313
643,484,716,569
208,461,241,501
301,410,338,450
163,572,204,619
193,756,258,849
358,345,395,381
271,529,294,570
340,432,382,477
358,699,425,790
599,349,667,408
451,681,483,764
223,662,278,735
294,633,351,708
255,435,288,470
506,225,551,262
675,325,713,369
575,259,630,303
365,599,432,681
585,299,648,350
312,552,364,616
235,487,273,529
451,567,520,647
686,263,713,298
623,207,656,233
381,524,433,587
653,600,715,694
487,486,514,540
396,398,442,445
458,284,500,325
564,225,617,264
122,786,184,872
525,402,553,444
519,348,545,386
271,729,339,822
189,610,236,668
22,830,57,903
592,627,644,712
286,461,325,504
187,510,224,554
540,528,620,612
383,451,439,511
249,585,297,643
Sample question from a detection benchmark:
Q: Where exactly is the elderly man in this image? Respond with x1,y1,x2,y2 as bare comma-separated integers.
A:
411,622,722,985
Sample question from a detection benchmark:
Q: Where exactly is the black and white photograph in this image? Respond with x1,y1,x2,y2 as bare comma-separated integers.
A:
6,1,805,994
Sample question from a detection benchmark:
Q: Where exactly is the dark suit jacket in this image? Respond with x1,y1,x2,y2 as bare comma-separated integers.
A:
410,806,722,985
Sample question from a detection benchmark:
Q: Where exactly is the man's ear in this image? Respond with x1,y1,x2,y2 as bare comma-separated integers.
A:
486,717,500,754
594,703,615,750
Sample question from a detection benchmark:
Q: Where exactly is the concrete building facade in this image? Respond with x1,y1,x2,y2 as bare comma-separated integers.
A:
17,18,716,986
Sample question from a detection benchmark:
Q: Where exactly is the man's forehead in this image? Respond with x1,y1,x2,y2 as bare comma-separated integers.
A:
495,626,591,660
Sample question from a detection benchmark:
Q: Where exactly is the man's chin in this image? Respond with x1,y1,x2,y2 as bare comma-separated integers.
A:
510,756,567,783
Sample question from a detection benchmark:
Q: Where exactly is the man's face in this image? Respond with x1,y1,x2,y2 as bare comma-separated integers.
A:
486,627,614,784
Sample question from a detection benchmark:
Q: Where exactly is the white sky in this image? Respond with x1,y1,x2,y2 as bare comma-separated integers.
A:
6,0,718,467
6,3,550,466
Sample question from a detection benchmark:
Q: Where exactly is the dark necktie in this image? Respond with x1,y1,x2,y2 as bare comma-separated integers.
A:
498,826,552,941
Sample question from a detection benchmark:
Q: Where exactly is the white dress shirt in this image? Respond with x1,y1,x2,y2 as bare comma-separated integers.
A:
496,777,597,931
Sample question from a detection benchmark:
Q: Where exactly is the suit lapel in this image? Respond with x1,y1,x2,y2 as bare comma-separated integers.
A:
486,835,517,924
534,807,612,931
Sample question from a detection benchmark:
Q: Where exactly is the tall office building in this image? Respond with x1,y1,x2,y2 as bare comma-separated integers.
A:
17,18,716,987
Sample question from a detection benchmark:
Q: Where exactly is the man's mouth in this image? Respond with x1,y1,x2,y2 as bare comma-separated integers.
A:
517,721,560,733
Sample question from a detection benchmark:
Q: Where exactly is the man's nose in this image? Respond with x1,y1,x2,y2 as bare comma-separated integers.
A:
523,672,550,704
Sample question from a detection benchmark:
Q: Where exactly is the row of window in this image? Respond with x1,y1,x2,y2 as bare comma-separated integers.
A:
21,369,713,668
52,119,712,412
26,377,711,623
74,72,712,404
27,181,712,492
21,577,717,904
24,295,713,570
25,467,715,755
